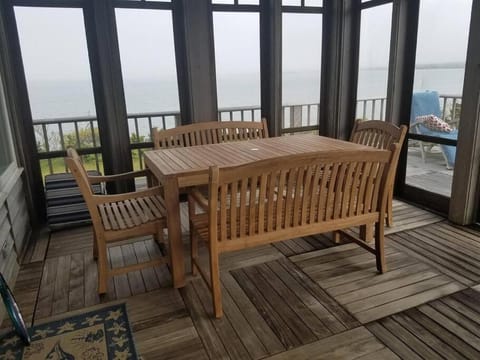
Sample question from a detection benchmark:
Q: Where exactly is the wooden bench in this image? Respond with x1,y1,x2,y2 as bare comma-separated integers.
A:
188,146,399,318
153,119,268,149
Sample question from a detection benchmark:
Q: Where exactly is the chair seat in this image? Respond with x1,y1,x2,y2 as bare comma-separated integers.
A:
98,195,166,231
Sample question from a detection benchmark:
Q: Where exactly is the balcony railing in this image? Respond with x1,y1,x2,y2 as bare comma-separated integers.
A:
355,94,462,123
33,94,461,176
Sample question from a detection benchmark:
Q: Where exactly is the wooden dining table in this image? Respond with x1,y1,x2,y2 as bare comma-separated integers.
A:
144,134,384,288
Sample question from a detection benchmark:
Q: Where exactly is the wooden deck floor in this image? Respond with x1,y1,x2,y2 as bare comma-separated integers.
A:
5,200,480,359
406,146,453,197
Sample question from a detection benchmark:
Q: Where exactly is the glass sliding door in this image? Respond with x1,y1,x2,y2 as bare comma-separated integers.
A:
405,0,472,199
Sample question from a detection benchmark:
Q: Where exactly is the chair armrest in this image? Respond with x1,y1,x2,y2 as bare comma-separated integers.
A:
88,169,152,184
92,186,163,205
188,188,209,212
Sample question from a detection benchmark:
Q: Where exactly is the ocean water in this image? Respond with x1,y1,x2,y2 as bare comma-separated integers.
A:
28,67,466,121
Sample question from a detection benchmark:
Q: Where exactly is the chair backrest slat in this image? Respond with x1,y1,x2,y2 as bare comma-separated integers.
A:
350,120,407,151
153,119,269,149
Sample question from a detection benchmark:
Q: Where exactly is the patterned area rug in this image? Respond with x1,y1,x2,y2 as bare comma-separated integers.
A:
0,304,138,360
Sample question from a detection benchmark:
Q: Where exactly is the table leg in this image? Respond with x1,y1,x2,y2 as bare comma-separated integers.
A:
360,223,374,243
164,177,185,288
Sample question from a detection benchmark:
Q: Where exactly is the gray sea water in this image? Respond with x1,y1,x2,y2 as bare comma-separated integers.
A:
28,67,465,120
29,67,466,145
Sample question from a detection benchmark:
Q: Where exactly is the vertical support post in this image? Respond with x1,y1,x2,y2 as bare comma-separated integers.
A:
0,0,45,225
449,0,480,224
319,0,361,140
172,0,218,124
385,0,420,197
84,0,133,192
260,0,282,137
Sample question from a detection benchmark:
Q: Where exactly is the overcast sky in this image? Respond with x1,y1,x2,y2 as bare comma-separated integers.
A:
14,0,473,82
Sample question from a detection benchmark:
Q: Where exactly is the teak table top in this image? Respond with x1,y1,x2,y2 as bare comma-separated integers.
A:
144,134,386,185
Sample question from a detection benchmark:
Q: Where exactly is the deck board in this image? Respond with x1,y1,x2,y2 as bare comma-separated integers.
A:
265,327,399,360
389,222,480,286
292,243,465,323
366,289,480,360
273,200,442,257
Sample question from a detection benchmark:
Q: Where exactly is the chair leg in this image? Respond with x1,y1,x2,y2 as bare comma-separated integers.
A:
420,141,426,163
93,232,98,260
96,236,108,294
386,190,394,227
375,220,387,273
154,225,164,245
191,231,198,276
188,195,198,276
210,247,223,318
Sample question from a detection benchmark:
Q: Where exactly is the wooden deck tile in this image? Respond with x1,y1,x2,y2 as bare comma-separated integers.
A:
9,202,480,359
0,262,42,330
34,238,171,320
389,222,480,286
264,327,399,360
182,257,358,359
366,288,480,360
47,226,94,258
273,200,442,257
292,243,465,323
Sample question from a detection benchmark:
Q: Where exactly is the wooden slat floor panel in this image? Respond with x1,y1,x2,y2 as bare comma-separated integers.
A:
292,243,465,323
265,327,400,360
389,221,480,286
366,288,480,360
0,262,43,332
182,257,359,360
274,200,442,257
34,237,172,320
6,201,480,359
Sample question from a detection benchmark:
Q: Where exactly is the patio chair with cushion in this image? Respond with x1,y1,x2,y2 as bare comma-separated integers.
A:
410,91,458,169
65,148,168,294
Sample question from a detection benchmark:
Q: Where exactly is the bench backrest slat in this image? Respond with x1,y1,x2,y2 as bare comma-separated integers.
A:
153,120,269,149
208,149,397,247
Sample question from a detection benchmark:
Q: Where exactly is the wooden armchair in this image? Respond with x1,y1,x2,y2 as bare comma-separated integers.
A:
65,148,168,294
188,147,399,318
152,119,269,149
350,120,407,227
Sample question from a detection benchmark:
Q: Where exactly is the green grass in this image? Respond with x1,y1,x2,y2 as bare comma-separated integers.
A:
40,151,145,180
